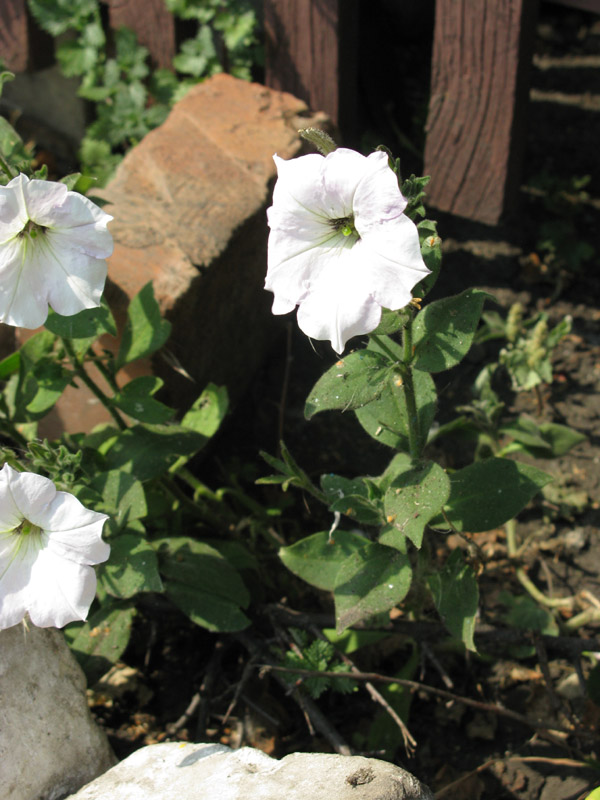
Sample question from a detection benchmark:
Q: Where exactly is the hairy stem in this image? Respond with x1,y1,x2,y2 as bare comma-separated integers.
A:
60,337,127,431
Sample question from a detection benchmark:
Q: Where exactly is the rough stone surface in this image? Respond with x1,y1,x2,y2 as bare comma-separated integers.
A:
0,625,116,800
67,742,433,800
99,73,326,413
5,73,329,437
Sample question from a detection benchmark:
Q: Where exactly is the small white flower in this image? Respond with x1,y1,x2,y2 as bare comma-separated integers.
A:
0,174,113,329
266,148,430,354
0,464,110,630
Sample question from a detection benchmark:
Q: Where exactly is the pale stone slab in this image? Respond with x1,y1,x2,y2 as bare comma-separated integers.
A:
67,741,433,800
0,625,116,800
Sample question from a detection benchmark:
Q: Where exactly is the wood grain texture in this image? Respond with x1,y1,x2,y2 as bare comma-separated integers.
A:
0,0,29,72
103,0,176,69
424,0,539,224
264,0,357,134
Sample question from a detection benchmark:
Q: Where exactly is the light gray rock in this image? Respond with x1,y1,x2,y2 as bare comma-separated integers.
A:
67,741,433,800
0,625,116,800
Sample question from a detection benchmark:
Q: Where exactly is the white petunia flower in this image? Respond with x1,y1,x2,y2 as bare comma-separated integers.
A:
0,464,110,630
0,174,113,329
266,148,431,354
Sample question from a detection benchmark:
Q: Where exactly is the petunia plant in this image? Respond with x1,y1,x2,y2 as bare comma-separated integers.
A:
260,130,584,650
0,95,264,680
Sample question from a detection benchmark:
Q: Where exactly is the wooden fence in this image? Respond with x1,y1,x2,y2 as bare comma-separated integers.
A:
1,0,599,224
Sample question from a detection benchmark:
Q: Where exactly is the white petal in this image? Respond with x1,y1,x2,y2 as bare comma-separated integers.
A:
50,224,113,259
0,468,23,532
26,234,107,316
266,228,356,312
320,148,373,218
296,254,381,354
0,529,42,629
2,466,57,521
17,176,69,225
357,217,430,309
25,547,97,627
271,153,328,218
42,493,109,566
353,151,408,224
0,179,27,243
0,238,51,328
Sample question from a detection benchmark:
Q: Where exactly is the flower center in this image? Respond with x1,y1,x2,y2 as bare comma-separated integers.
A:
14,519,42,538
329,215,359,240
17,220,48,240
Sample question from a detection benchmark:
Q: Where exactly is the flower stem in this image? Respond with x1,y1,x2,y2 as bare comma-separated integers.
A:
60,337,127,431
400,317,420,461
0,153,15,182
369,334,399,364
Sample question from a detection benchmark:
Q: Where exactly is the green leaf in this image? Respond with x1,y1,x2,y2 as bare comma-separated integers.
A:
382,461,450,549
103,424,207,481
112,376,175,424
116,283,171,369
45,300,116,339
99,533,162,598
0,351,20,380
354,369,436,451
497,591,559,655
305,351,391,419
428,550,479,651
334,542,412,633
412,289,495,373
91,469,147,525
433,458,553,533
371,308,411,336
321,474,385,526
181,383,229,437
157,537,250,632
65,603,136,685
414,218,442,298
501,417,587,458
279,530,371,591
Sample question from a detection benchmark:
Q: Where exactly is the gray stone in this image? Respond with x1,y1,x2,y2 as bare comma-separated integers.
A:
67,742,433,800
0,625,116,800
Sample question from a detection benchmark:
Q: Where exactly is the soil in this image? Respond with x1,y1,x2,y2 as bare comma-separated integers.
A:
10,5,600,800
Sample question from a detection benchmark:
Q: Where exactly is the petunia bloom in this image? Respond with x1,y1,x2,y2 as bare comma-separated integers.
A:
266,148,430,354
0,174,113,329
0,464,110,630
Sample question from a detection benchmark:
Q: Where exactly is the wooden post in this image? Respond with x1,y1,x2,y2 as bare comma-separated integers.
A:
102,0,176,69
424,0,539,224
264,0,358,138
0,0,53,72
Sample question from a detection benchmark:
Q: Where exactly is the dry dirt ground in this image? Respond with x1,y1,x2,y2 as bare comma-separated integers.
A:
15,5,600,800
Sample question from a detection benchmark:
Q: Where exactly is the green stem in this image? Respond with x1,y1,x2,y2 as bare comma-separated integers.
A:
506,518,574,609
0,153,15,182
161,476,230,530
90,353,119,394
369,334,400,364
0,419,29,450
60,337,127,431
505,518,518,557
400,319,420,461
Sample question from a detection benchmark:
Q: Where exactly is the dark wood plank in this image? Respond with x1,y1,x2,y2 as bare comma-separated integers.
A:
103,0,176,69
0,0,30,72
424,0,539,224
264,0,358,136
